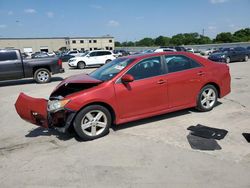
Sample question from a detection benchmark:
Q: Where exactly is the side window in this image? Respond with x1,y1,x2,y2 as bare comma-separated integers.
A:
95,52,103,56
165,55,201,73
126,57,162,80
103,51,111,55
0,51,18,61
89,52,97,57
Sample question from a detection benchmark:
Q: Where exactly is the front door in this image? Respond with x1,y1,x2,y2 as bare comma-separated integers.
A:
0,50,24,81
114,56,168,119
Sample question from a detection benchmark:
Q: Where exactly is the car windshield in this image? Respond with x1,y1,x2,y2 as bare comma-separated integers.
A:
80,52,88,57
89,58,135,81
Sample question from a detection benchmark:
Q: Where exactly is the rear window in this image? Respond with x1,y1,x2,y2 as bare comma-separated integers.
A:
0,51,18,61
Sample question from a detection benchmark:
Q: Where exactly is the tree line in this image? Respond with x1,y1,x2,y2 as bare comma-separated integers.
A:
115,28,250,47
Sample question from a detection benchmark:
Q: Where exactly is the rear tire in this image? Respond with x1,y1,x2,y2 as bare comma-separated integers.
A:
196,85,218,112
105,59,112,64
77,61,85,69
34,68,51,83
73,105,111,141
243,55,248,62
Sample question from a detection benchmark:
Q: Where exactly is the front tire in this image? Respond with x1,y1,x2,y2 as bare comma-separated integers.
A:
196,85,218,112
73,105,111,141
34,68,51,83
77,61,85,69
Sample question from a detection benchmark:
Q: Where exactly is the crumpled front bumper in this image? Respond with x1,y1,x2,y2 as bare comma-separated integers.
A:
15,93,76,132
15,93,49,128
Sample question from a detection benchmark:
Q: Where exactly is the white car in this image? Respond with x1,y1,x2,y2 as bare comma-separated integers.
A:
66,50,83,57
154,48,176,52
186,48,194,53
68,50,116,69
200,48,217,56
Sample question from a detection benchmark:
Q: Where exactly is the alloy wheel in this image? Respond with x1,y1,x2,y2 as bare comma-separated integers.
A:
200,88,216,109
80,110,108,137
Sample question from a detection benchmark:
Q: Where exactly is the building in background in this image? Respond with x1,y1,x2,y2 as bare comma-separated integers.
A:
0,36,114,53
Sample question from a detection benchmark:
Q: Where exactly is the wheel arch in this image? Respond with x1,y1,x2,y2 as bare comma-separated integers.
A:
33,66,51,75
74,101,117,125
201,82,221,98
77,60,85,64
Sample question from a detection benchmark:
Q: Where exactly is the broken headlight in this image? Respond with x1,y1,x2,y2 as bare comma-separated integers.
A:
48,99,70,112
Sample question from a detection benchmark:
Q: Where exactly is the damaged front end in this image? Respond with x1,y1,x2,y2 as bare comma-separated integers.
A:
15,93,76,133
15,74,103,133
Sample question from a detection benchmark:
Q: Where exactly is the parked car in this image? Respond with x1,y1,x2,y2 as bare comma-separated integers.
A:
60,54,75,62
200,48,217,56
113,50,130,57
66,50,80,56
68,50,116,69
154,48,176,52
15,52,231,141
0,49,64,83
31,52,49,59
48,52,56,56
186,48,194,53
208,47,249,63
160,46,186,52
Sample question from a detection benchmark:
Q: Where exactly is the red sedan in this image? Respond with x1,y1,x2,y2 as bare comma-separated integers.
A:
15,52,231,141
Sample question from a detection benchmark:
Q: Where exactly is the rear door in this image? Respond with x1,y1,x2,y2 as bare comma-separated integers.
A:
0,50,24,81
163,55,206,108
87,51,100,65
114,56,168,119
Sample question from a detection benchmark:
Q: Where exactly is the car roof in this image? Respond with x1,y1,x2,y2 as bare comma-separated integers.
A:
126,51,193,60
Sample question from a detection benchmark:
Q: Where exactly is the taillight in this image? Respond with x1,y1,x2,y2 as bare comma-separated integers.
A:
58,59,62,67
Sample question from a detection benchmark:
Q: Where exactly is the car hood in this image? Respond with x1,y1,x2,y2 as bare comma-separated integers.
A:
50,74,103,99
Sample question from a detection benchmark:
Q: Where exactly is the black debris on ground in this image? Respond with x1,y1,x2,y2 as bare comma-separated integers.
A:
186,124,228,151
187,124,228,140
187,134,222,151
242,133,250,143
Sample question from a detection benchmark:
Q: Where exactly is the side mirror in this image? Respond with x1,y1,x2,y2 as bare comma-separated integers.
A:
121,74,134,83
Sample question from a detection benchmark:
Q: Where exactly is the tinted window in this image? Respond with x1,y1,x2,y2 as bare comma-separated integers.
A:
95,52,103,56
234,47,246,51
165,55,201,73
95,51,112,56
0,51,18,61
102,51,111,55
89,52,97,57
127,57,163,80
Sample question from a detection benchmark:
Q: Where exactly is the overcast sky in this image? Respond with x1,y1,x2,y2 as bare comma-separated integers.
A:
0,0,249,41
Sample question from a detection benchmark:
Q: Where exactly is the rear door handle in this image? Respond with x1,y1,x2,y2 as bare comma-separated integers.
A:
157,79,166,84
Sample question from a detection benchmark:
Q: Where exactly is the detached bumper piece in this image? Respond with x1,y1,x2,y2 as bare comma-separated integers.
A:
15,93,48,128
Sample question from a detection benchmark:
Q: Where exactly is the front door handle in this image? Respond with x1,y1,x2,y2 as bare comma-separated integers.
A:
157,79,166,84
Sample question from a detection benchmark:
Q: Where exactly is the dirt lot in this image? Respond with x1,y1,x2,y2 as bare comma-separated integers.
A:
0,60,250,188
